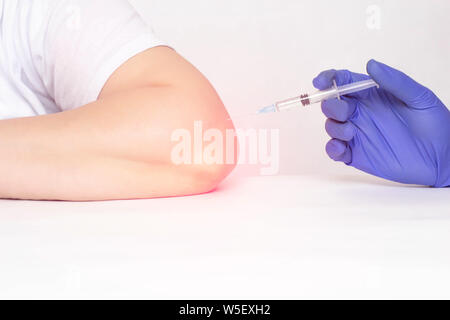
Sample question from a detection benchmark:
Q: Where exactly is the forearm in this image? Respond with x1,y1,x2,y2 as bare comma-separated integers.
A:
0,86,234,201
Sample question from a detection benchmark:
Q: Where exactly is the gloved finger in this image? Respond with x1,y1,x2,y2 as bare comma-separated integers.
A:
325,119,356,141
326,139,352,164
366,59,436,109
313,70,337,90
321,98,357,122
313,69,370,89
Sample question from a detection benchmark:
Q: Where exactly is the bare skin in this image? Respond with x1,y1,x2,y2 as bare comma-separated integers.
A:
0,47,236,201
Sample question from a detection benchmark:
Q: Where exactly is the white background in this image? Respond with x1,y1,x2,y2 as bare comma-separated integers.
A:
0,0,448,300
131,0,450,175
1,175,449,299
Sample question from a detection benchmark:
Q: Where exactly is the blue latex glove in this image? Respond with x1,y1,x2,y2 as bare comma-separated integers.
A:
313,60,450,187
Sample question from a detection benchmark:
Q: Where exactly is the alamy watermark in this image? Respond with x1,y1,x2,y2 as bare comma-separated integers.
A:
366,4,381,30
171,121,280,175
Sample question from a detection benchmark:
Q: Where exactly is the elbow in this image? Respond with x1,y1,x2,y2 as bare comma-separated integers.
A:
174,125,237,196
122,73,238,198
189,160,236,195
168,91,238,196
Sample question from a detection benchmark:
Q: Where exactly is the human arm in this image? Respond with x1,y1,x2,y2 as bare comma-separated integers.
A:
0,47,236,201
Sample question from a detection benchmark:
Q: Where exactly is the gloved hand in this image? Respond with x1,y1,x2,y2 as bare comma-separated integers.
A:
313,60,450,187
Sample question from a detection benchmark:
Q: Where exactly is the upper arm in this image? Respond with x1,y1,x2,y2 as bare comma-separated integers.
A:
98,46,232,128
99,46,216,99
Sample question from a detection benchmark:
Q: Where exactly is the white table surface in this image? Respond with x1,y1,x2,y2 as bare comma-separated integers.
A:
0,174,449,299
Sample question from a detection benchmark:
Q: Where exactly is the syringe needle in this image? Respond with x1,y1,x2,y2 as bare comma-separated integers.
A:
258,104,277,114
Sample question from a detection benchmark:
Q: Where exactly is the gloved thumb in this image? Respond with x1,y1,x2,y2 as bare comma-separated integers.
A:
366,59,433,109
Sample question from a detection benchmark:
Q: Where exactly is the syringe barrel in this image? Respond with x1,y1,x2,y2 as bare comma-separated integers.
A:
265,79,379,114
308,88,339,104
308,79,378,105
337,79,378,96
275,96,304,111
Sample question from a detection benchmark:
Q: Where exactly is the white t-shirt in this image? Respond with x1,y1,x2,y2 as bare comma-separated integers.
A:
0,0,165,119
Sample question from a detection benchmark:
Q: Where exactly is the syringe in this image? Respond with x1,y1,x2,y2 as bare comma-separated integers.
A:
258,79,379,114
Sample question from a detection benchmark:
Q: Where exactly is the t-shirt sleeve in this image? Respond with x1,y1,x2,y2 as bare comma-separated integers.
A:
30,0,166,111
